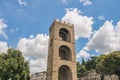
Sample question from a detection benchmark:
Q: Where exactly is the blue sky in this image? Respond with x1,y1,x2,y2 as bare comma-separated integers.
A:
0,0,120,73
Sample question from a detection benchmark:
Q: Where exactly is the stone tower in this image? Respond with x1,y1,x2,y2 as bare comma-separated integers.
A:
47,19,77,80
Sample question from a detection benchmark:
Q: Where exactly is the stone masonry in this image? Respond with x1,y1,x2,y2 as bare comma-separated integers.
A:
47,19,78,80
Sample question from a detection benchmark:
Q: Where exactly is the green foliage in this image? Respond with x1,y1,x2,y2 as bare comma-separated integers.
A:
77,63,87,73
96,51,120,80
85,56,97,71
77,51,120,79
82,58,85,65
77,57,97,77
77,61,87,77
0,48,30,80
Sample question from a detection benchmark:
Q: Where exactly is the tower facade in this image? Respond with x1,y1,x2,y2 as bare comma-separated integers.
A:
47,19,77,80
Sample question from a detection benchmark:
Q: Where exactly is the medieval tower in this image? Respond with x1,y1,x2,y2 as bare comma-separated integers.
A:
47,19,77,80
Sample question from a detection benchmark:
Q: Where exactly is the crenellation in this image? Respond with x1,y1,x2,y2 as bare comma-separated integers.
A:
54,18,74,27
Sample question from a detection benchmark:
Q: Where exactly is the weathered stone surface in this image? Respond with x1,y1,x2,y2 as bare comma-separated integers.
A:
78,70,119,80
47,19,77,80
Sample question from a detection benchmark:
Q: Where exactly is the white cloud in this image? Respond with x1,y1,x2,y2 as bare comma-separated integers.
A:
86,20,120,53
62,8,94,40
17,34,49,59
17,34,49,73
98,15,105,20
18,0,28,6
0,18,7,39
79,0,92,6
0,41,8,53
77,49,90,60
30,58,47,74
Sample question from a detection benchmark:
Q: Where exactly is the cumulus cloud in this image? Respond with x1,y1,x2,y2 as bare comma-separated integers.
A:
98,15,105,20
17,34,49,59
62,8,94,40
79,0,92,6
0,18,7,39
18,0,28,6
17,34,49,73
77,49,90,60
30,58,47,74
0,41,8,53
86,21,120,53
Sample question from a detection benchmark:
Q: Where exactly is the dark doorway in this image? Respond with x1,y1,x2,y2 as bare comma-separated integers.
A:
58,65,72,80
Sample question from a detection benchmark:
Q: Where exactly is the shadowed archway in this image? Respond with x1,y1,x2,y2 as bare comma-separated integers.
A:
59,45,72,61
59,28,71,42
58,65,72,80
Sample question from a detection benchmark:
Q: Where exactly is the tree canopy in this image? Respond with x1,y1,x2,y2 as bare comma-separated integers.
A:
96,51,120,80
0,48,30,80
77,51,120,80
77,57,97,77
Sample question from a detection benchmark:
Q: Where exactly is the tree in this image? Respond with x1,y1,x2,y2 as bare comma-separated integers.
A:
77,61,87,77
82,58,86,65
105,51,120,79
77,56,97,77
96,51,120,80
96,54,106,80
85,56,97,71
0,48,30,80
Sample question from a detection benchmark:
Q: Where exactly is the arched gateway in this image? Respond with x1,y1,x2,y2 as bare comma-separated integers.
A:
47,19,77,80
58,65,72,80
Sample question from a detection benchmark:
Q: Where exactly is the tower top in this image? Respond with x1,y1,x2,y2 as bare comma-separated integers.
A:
53,19,74,27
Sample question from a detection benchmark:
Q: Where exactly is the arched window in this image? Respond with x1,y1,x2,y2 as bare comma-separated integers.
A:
58,65,72,80
59,45,71,61
59,28,71,42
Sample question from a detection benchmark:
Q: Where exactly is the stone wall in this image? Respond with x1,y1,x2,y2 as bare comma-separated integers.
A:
30,71,47,80
78,70,119,80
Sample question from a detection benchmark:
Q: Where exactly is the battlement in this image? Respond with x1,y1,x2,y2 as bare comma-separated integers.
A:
54,19,74,27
